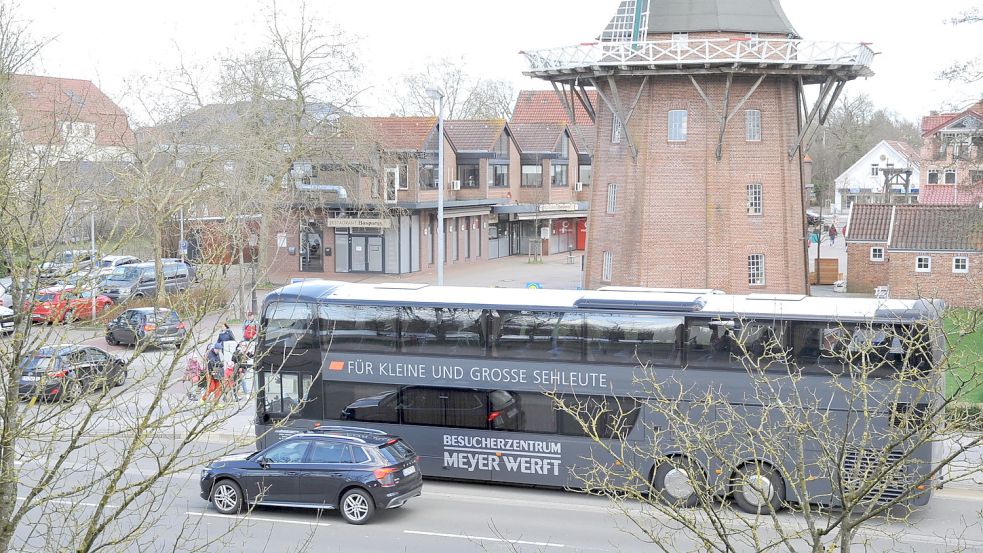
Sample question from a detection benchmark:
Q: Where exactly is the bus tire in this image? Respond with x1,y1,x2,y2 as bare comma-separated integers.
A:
731,463,785,515
652,456,704,508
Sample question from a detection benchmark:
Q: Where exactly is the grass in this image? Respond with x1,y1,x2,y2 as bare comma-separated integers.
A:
944,309,983,404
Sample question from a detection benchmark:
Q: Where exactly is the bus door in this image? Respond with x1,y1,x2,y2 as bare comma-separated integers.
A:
257,301,323,445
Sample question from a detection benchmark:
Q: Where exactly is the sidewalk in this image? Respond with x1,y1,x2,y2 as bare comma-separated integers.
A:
332,253,585,290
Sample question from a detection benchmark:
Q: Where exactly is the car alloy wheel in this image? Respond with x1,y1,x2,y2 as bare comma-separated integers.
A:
106,333,119,346
340,489,374,525
211,480,243,515
61,378,82,402
113,368,127,387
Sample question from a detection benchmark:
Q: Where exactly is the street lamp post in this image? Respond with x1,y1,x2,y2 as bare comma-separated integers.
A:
248,233,259,315
90,211,97,320
426,88,445,286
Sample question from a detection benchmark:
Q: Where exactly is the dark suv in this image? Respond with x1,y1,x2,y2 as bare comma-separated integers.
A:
106,308,187,348
200,427,422,524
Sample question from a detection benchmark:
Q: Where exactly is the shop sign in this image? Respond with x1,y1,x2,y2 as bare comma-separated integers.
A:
325,218,391,229
538,203,578,212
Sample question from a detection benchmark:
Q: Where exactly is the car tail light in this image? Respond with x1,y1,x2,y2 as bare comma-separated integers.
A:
47,370,66,378
176,322,186,330
487,411,501,422
143,323,157,332
373,467,397,487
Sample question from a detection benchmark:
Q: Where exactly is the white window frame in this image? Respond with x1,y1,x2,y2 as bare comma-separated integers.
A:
606,183,618,214
953,256,969,273
748,254,765,286
611,117,623,144
745,110,761,141
747,183,762,215
602,251,613,282
869,247,885,261
915,256,931,273
668,110,688,142
870,164,879,176
944,170,957,184
670,32,688,53
745,32,760,50
927,170,939,184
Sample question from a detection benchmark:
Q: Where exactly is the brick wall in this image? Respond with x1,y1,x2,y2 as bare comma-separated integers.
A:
887,251,983,307
846,242,889,293
585,71,807,293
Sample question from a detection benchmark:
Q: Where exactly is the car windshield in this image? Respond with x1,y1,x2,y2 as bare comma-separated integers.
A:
52,252,75,264
19,354,62,371
36,293,57,302
108,267,143,281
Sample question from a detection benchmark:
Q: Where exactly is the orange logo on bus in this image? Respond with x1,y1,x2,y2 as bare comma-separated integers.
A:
328,361,345,371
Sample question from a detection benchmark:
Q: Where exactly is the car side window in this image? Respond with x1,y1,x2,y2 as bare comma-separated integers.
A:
85,348,109,364
307,441,351,463
263,440,310,463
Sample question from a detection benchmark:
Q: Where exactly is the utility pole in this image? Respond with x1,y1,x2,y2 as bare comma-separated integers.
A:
426,89,445,286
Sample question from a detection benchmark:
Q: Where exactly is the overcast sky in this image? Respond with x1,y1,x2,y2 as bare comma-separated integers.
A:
19,0,982,125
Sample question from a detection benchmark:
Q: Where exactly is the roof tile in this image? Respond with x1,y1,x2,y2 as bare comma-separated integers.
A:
889,206,983,251
511,90,598,125
847,204,894,241
510,123,566,153
444,119,506,152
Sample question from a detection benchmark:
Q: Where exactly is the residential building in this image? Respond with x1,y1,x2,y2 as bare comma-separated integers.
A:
521,0,873,292
918,100,983,206
846,204,983,307
833,140,920,213
8,74,134,163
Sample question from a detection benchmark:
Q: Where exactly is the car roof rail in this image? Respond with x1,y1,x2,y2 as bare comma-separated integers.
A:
308,425,387,435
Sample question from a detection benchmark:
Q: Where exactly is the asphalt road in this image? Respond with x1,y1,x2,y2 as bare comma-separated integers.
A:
11,443,983,553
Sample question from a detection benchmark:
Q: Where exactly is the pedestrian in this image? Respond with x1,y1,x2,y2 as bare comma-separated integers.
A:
242,311,258,342
828,225,838,245
203,344,224,403
232,341,253,398
217,322,237,366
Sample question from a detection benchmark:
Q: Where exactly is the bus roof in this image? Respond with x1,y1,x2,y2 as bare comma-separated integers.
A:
264,280,944,323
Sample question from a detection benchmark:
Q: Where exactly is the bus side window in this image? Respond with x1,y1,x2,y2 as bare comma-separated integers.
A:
320,304,398,352
327,382,399,423
685,320,737,369
556,395,640,439
263,372,300,415
262,302,315,349
586,314,683,366
492,311,581,362
790,322,849,375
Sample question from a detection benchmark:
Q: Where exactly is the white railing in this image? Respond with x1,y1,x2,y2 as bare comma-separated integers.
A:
522,38,874,74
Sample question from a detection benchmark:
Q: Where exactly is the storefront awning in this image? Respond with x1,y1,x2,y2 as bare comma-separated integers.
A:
442,207,494,218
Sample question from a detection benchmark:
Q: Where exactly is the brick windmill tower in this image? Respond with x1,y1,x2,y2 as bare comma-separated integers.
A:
522,0,873,293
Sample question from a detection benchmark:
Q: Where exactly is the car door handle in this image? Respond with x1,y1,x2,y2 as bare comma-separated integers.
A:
286,471,299,476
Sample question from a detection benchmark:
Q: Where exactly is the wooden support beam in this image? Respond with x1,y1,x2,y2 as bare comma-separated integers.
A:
551,81,577,124
590,76,639,160
574,82,596,122
715,73,733,160
788,76,834,160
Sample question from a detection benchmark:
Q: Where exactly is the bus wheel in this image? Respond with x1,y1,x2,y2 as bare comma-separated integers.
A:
731,463,785,514
652,456,704,508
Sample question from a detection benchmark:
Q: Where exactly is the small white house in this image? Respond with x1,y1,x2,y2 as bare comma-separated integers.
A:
833,140,920,214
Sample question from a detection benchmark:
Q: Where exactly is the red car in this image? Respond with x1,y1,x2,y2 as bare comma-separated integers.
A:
29,285,113,323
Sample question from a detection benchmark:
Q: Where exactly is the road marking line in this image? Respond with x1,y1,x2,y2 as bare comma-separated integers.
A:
17,497,118,509
404,530,564,548
184,511,331,528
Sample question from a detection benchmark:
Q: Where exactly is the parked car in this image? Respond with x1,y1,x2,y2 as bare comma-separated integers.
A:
39,250,98,281
200,428,422,524
17,344,127,401
0,277,13,308
99,261,195,302
94,255,142,277
28,285,113,323
105,307,187,348
0,306,14,334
